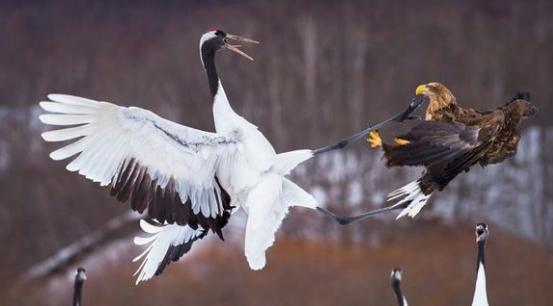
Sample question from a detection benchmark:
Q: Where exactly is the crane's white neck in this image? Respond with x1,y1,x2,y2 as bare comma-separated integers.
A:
213,80,236,117
471,240,489,306
471,262,489,306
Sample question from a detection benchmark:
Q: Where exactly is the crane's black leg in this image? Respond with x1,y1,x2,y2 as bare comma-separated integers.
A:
312,96,426,155
316,201,411,225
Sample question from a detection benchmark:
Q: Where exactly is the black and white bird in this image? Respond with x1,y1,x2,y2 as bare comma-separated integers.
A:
472,223,489,306
391,268,408,306
73,267,86,306
39,29,420,283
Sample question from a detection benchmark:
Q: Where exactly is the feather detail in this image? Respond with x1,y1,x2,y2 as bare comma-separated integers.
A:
133,220,206,284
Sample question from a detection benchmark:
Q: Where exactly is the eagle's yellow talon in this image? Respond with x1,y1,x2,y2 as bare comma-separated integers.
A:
394,138,410,145
368,130,383,148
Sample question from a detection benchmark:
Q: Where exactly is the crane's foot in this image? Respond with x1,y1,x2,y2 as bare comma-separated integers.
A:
367,130,383,148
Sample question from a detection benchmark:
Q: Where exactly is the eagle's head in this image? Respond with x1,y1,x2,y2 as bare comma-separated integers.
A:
506,91,538,119
415,82,457,120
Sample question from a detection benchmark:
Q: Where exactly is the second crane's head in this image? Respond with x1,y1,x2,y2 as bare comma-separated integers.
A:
390,268,403,283
200,29,259,62
475,223,489,243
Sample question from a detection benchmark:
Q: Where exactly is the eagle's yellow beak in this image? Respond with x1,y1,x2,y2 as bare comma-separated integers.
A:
415,84,428,95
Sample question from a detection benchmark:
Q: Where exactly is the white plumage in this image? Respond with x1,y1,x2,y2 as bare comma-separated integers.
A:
40,95,234,220
387,180,431,219
39,30,320,283
133,220,206,283
472,223,490,306
472,262,489,306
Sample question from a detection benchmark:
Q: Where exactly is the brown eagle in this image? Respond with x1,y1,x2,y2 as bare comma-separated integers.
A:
364,82,537,219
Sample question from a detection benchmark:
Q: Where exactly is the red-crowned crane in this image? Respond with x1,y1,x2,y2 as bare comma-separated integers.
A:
391,268,408,306
39,29,420,283
73,267,86,306
472,223,489,306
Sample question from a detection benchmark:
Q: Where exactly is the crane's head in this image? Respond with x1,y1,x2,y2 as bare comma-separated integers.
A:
75,267,87,283
475,223,489,243
200,29,259,61
390,267,403,283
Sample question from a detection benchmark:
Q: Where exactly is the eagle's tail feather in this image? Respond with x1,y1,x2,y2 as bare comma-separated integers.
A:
387,179,432,219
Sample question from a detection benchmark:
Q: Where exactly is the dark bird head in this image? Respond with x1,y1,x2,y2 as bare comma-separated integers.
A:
73,267,86,306
475,223,489,243
200,29,259,61
506,91,538,118
390,268,407,306
415,82,457,120
75,267,87,284
390,268,403,283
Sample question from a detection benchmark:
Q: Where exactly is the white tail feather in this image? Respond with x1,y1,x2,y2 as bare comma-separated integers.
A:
244,177,316,270
132,220,204,284
273,150,313,175
244,176,284,270
387,180,432,219
282,179,317,209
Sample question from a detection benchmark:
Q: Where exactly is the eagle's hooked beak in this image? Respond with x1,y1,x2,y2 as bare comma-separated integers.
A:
224,34,259,61
415,84,428,96
526,104,538,117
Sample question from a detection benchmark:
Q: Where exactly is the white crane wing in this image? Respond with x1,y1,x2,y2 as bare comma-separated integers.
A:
39,94,237,234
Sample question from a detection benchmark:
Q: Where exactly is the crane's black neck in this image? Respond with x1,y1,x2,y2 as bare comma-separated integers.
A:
73,281,83,306
476,240,486,270
392,280,405,306
201,45,220,98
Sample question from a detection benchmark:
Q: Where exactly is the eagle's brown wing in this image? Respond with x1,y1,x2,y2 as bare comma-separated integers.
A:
420,143,489,192
383,109,504,168
383,121,481,167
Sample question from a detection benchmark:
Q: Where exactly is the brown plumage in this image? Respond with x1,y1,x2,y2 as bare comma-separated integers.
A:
368,82,537,219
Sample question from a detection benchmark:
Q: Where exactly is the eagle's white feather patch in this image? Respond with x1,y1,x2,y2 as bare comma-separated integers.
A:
387,180,432,219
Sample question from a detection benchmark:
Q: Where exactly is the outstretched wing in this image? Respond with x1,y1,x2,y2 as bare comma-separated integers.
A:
39,94,237,235
132,220,208,284
383,121,483,167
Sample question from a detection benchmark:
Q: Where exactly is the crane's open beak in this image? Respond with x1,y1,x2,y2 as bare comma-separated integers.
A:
224,34,259,61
